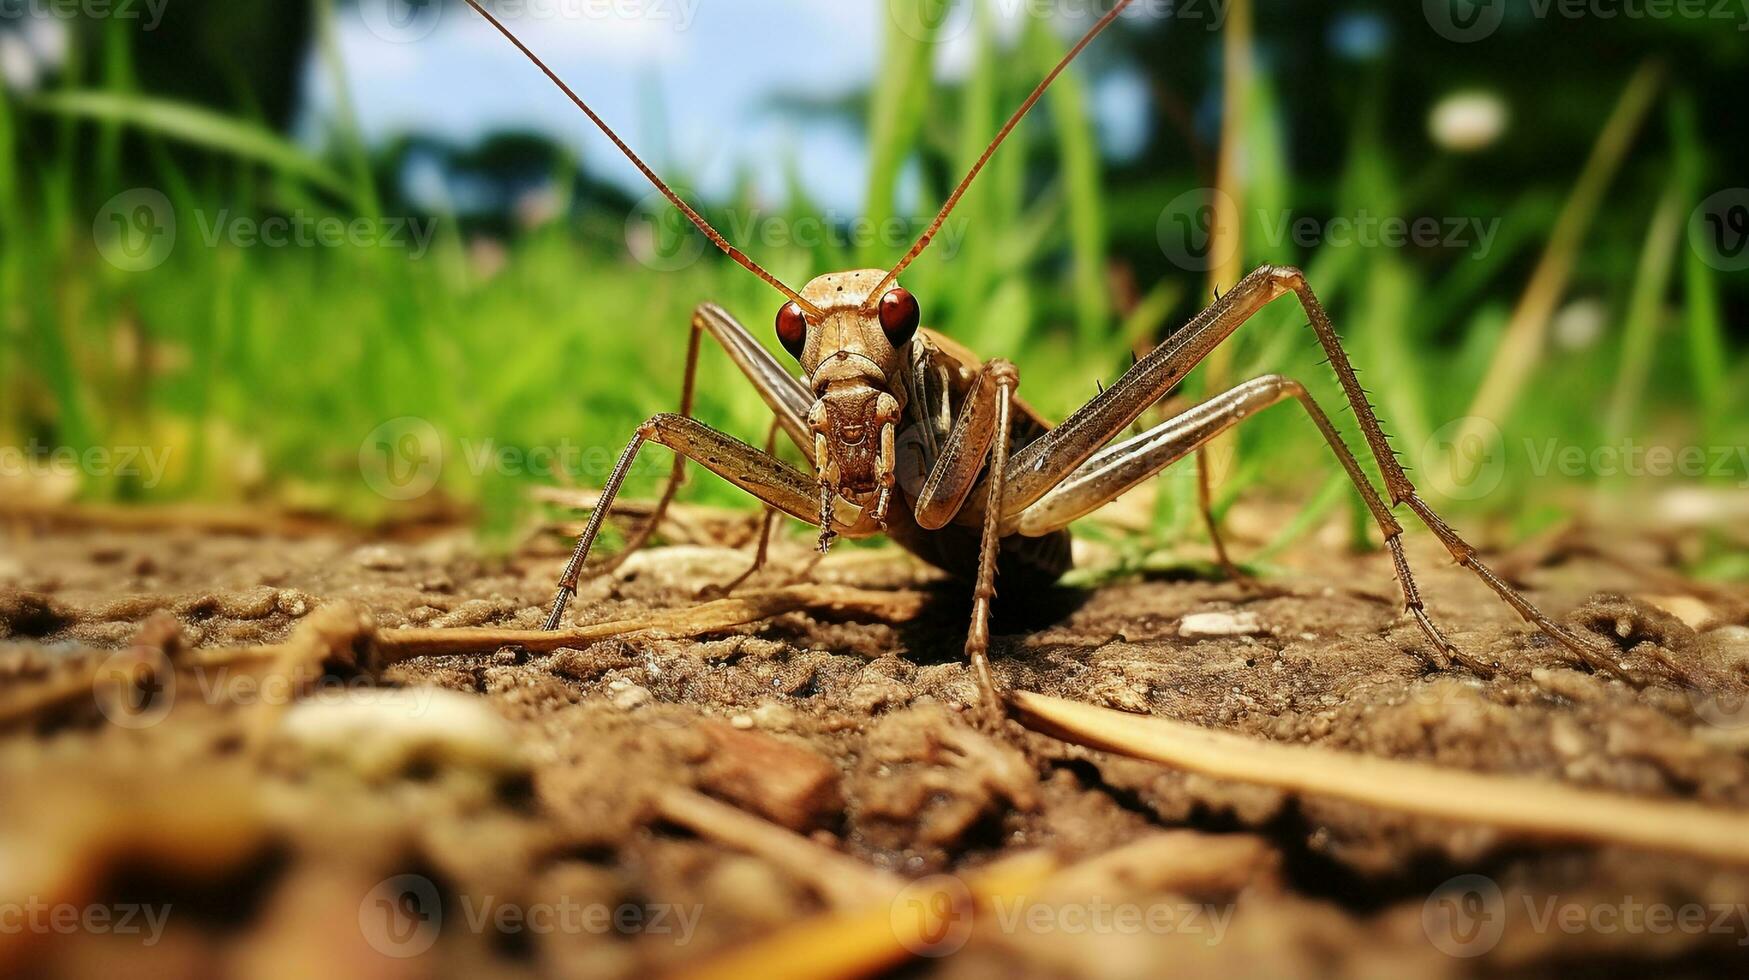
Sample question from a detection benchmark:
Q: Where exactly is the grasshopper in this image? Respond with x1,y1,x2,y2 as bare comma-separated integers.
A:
463,0,1638,717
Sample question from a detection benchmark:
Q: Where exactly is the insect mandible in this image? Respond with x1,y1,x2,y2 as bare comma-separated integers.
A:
463,0,1640,719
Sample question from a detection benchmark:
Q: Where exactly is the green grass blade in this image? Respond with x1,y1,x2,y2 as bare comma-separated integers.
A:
1360,257,1431,459
862,0,936,266
1669,91,1726,430
1242,62,1288,264
97,17,136,195
945,0,999,336
26,90,361,208
312,0,381,219
1603,181,1684,446
1449,61,1662,477
1026,15,1108,344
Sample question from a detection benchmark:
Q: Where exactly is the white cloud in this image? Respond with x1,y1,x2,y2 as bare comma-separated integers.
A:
448,0,695,66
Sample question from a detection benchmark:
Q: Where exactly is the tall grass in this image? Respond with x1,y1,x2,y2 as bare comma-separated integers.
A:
0,1,1741,575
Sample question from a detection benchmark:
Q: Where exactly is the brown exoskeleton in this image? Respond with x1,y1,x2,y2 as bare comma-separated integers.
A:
464,0,1640,718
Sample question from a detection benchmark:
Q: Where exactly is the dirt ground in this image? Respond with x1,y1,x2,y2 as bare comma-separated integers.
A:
3,505,1749,979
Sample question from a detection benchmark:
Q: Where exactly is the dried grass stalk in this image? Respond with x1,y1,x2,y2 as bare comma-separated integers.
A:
2,587,922,727
669,850,1061,980
371,585,923,662
1012,690,1749,867
673,829,1276,980
656,788,897,910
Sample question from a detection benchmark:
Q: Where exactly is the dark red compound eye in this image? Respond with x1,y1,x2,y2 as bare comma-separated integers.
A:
775,301,808,359
878,287,920,347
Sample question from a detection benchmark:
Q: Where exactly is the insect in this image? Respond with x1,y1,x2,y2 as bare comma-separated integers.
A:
463,0,1638,718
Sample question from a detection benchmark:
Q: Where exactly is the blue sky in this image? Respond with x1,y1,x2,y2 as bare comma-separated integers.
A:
300,0,1150,213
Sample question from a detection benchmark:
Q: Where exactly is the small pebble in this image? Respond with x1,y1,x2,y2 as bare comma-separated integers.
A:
751,702,796,730
352,545,407,572
1713,626,1749,658
608,679,652,711
696,721,842,831
277,688,525,779
1180,611,1263,638
1637,594,1714,630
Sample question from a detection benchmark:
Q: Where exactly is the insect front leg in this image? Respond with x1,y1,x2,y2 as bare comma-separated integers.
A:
912,361,1013,531
559,303,815,583
906,359,1021,720
1001,264,1641,682
544,414,822,630
702,418,823,597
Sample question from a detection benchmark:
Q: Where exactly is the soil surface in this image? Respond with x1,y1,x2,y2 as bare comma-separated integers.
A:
3,508,1749,979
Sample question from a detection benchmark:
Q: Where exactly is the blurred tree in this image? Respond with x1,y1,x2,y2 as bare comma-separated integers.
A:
131,0,311,126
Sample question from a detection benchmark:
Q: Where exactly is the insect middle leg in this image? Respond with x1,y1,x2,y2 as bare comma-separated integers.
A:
543,413,822,630
1001,264,1634,681
1196,447,1252,585
1013,375,1498,675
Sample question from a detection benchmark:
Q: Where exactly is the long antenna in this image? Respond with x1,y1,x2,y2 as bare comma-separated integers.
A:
462,0,824,318
867,0,1137,301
